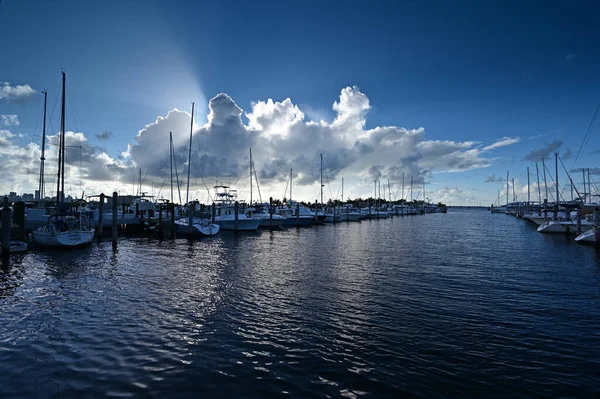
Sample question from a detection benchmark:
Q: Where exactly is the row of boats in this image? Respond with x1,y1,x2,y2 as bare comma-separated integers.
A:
491,202,600,243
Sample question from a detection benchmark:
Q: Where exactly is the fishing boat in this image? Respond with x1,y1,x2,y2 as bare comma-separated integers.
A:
575,227,599,243
33,72,95,248
246,205,286,228
214,186,261,231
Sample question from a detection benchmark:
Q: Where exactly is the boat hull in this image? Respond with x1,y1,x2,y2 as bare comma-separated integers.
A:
575,228,600,243
281,216,313,227
9,241,28,253
537,221,593,234
33,229,95,247
216,218,262,231
175,220,220,237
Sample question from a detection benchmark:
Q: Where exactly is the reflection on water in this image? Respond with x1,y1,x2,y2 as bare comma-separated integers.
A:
1,210,600,398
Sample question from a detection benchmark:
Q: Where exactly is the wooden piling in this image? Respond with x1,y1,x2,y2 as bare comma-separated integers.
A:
158,203,163,236
296,202,300,227
1,197,11,259
189,202,195,234
314,200,318,224
98,193,104,238
112,192,118,248
212,203,216,223
576,205,582,235
170,203,175,238
234,201,239,232
269,197,273,229
13,201,25,240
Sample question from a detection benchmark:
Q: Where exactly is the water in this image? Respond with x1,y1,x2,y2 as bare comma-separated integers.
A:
2,209,600,398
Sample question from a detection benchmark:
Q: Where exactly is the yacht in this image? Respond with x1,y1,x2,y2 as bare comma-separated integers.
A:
246,204,286,228
214,186,261,231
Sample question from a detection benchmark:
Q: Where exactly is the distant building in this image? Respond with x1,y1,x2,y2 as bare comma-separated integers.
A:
22,193,34,201
35,190,40,201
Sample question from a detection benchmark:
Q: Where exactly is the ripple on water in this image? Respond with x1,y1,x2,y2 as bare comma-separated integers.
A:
1,211,600,397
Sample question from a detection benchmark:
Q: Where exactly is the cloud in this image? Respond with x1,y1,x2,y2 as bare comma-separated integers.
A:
588,149,600,155
571,167,600,176
0,82,36,103
484,174,505,183
523,140,563,162
96,131,113,140
565,53,577,61
482,136,520,151
1,86,497,201
0,114,19,127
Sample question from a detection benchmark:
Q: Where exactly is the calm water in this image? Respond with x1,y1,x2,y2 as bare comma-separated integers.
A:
2,209,600,398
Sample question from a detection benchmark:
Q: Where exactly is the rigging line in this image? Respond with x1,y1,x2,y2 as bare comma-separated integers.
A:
572,100,600,168
558,156,582,200
543,161,558,202
66,83,80,134
173,148,183,205
29,98,44,146
252,163,263,203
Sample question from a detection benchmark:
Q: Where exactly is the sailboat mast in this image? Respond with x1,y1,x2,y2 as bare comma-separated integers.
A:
320,153,323,212
587,169,591,202
56,72,66,210
388,179,391,205
512,178,515,202
170,132,174,204
290,169,293,203
542,158,548,201
527,166,530,212
535,163,541,206
249,148,252,207
38,90,47,205
186,102,194,205
506,171,509,206
554,152,559,220
341,177,344,203
410,176,413,202
582,169,586,202
402,173,405,201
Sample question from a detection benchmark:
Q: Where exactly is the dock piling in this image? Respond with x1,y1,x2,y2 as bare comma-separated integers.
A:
296,202,300,227
112,192,118,248
269,197,273,229
1,197,11,259
98,193,104,238
189,202,195,234
234,201,239,232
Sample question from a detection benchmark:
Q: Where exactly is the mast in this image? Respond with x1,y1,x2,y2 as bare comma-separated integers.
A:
402,173,405,202
542,158,548,201
170,132,174,204
185,102,194,206
554,152,559,220
527,166,530,213
388,179,391,205
38,90,47,205
290,169,293,203
512,178,515,202
535,162,541,214
138,168,141,196
410,176,413,202
588,168,591,202
320,153,323,213
249,148,252,207
506,171,509,206
341,177,344,203
56,72,66,210
582,169,586,202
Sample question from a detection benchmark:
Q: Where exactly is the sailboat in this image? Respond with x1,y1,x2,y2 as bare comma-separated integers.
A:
174,102,220,237
274,169,313,226
33,72,95,247
245,148,286,228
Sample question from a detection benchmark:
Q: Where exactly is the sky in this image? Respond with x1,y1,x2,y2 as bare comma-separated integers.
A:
1,0,599,206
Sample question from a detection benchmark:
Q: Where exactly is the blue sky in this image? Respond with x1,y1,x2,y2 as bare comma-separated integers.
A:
1,0,599,205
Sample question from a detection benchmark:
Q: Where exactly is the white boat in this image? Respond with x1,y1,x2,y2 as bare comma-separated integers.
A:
32,72,95,248
337,206,362,222
174,217,220,237
274,204,313,226
9,240,28,253
246,206,286,228
537,219,594,234
34,215,95,247
490,206,507,214
575,228,599,243
214,186,261,231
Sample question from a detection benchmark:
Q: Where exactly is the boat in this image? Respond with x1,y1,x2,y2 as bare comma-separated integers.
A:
9,240,28,253
537,219,594,234
337,205,362,221
246,205,286,228
175,102,219,237
214,186,261,231
575,227,600,243
33,72,95,248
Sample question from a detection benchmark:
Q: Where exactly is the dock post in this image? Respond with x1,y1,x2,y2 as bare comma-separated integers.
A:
296,202,300,227
269,197,273,229
234,201,239,232
189,202,195,235
314,200,318,224
98,193,104,238
112,192,118,248
158,204,163,236
594,208,600,242
13,201,25,240
212,203,216,223
169,203,175,237
576,205,582,235
1,197,11,259
543,199,548,222
369,204,372,220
